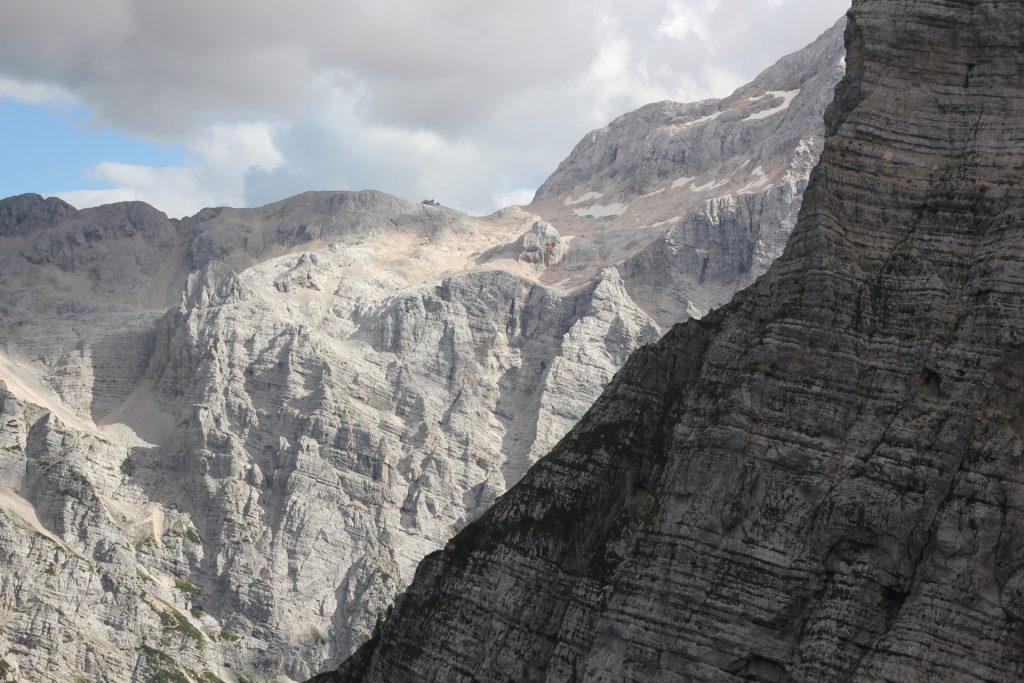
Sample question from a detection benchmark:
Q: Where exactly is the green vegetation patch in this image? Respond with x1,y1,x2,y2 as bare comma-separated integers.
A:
151,669,189,683
218,627,240,643
145,597,204,646
183,668,227,683
139,645,189,683
157,608,203,645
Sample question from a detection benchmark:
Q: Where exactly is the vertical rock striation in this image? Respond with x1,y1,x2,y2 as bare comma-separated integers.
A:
0,18,845,683
528,18,846,325
324,1,1024,681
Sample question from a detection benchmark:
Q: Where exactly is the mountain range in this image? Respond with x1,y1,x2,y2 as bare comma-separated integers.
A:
321,1,1024,680
0,19,846,683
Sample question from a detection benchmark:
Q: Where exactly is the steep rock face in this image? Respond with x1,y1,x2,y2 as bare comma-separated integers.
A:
0,20,844,683
131,252,659,677
0,380,234,683
0,194,76,237
528,19,845,324
327,2,1024,682
0,195,661,681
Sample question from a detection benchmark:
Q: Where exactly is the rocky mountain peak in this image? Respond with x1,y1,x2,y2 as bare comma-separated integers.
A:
0,14,855,683
532,17,845,204
0,193,77,237
522,18,846,326
323,1,1024,681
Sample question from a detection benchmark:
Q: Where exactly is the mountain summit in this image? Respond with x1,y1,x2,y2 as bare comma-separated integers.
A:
322,1,1024,681
527,18,845,325
0,19,842,683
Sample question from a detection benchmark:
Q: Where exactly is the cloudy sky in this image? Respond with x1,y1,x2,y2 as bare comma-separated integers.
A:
0,0,849,218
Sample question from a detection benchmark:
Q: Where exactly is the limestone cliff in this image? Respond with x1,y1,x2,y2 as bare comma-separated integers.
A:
528,18,845,324
324,1,1024,681
0,21,843,683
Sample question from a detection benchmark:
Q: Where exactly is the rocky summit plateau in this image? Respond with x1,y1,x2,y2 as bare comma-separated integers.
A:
321,0,1024,681
0,16,848,683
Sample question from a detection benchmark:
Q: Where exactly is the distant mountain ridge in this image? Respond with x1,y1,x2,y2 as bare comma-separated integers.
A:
0,20,844,683
527,18,844,324
321,1,1024,681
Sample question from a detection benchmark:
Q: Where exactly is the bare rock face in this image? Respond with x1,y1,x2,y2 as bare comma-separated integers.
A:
514,221,566,270
0,193,75,237
527,18,846,324
0,20,843,683
0,193,662,682
324,2,1024,682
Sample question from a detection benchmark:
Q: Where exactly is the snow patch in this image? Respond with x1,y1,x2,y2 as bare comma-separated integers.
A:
690,179,730,192
639,188,666,199
573,203,628,218
676,111,721,129
564,191,605,206
744,89,800,121
671,176,695,189
737,165,773,195
634,216,681,230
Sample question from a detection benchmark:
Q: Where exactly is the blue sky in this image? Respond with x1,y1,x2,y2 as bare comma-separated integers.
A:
0,0,850,218
0,99,183,198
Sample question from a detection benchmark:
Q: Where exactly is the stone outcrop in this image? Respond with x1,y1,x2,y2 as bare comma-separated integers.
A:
514,221,567,270
527,17,845,324
0,189,666,682
0,20,844,683
0,193,75,237
324,2,1024,681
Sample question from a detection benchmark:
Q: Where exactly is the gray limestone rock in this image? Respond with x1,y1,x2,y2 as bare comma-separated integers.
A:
515,221,567,269
526,18,846,325
322,2,1024,681
0,194,76,238
0,19,845,683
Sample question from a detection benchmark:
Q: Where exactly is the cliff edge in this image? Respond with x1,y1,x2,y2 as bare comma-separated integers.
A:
323,1,1024,681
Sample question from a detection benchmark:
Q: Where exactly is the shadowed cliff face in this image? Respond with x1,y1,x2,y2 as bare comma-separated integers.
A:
0,21,846,683
323,1,1024,681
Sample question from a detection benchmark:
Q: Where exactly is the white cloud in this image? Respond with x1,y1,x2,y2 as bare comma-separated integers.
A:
4,1,851,216
0,76,74,105
494,188,537,209
55,122,284,218
658,1,721,42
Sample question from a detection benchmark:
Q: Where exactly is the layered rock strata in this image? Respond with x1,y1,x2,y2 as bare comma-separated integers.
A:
0,195,659,681
0,19,845,683
527,18,845,324
325,2,1024,681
